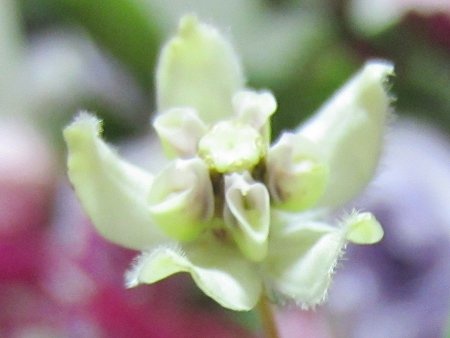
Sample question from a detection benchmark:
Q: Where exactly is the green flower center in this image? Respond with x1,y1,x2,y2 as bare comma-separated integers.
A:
198,121,264,173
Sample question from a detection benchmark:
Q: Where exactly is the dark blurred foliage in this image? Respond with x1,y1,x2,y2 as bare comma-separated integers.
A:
17,0,450,142
336,6,450,134
20,0,162,90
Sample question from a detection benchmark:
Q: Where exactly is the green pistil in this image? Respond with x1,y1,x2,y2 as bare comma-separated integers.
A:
198,121,264,173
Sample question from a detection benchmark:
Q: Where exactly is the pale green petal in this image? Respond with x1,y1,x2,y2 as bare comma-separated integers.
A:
298,61,394,207
263,217,346,308
126,243,262,311
64,112,166,250
344,211,384,244
266,132,328,211
148,158,214,241
157,15,244,123
153,107,207,158
223,173,270,262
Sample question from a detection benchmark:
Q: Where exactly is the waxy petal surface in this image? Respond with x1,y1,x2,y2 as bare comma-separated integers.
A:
298,61,394,207
157,15,244,123
126,242,262,311
264,217,346,308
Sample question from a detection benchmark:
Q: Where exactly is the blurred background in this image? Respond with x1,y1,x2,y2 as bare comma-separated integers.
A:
0,0,449,337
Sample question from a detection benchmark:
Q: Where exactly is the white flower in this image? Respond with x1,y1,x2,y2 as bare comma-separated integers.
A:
64,15,392,311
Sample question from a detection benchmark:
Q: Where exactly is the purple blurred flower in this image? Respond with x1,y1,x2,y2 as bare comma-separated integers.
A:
327,118,450,338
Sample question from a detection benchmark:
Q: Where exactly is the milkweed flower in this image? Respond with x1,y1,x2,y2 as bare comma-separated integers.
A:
64,15,392,311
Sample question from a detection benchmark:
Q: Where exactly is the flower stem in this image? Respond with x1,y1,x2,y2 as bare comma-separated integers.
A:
257,293,280,338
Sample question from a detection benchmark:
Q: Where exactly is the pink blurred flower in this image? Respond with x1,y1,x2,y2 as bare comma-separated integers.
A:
38,183,253,338
0,117,56,282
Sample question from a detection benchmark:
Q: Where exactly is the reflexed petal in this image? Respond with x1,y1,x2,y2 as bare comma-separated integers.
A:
266,132,328,211
153,107,207,158
64,112,166,250
223,173,270,262
263,216,346,308
126,243,262,311
157,15,244,123
298,61,394,207
344,211,384,244
148,158,214,241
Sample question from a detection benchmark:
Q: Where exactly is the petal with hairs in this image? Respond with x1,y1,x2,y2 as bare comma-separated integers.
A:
64,113,166,250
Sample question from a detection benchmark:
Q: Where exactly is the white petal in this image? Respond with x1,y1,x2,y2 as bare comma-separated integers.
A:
64,112,166,250
233,89,277,146
153,107,207,158
233,90,277,126
156,15,244,123
298,61,394,207
126,242,262,311
263,216,346,308
148,158,214,241
223,173,270,261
